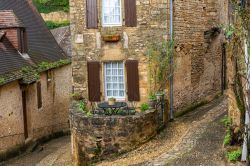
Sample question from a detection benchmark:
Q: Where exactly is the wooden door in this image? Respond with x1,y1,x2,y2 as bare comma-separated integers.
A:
22,90,28,139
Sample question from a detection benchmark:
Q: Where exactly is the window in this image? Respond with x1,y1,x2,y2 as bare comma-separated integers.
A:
104,62,125,100
37,81,42,109
102,0,122,26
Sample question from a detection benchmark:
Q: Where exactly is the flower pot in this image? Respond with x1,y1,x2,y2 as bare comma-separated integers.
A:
108,98,116,105
102,35,120,42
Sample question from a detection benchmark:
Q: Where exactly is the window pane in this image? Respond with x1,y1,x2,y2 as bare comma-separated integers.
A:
112,69,117,75
106,76,112,82
107,90,112,96
106,69,111,75
119,91,124,97
118,76,123,82
118,69,123,75
103,0,121,25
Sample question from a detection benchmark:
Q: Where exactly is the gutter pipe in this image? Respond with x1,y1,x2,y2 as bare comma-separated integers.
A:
169,0,174,120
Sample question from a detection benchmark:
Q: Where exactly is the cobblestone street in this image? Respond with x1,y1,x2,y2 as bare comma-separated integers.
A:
0,97,227,166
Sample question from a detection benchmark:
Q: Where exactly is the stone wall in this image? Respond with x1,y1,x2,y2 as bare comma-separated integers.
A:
70,0,228,112
0,65,72,156
41,11,69,22
0,81,25,154
70,104,160,165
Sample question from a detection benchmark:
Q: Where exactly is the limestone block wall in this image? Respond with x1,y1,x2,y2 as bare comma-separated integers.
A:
41,11,69,22
70,104,159,165
70,0,228,112
0,65,72,156
26,65,72,139
0,81,25,153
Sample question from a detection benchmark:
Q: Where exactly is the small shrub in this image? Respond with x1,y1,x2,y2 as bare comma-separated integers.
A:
223,130,232,146
0,78,5,85
79,101,87,112
45,20,70,29
221,115,232,127
148,94,157,101
227,149,241,162
140,103,150,112
33,0,69,13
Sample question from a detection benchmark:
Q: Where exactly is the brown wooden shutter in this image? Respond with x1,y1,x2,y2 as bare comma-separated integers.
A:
125,0,137,27
86,0,98,29
87,61,101,101
126,60,140,101
37,81,42,109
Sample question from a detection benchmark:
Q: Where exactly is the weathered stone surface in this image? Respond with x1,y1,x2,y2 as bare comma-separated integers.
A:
70,0,229,113
69,104,160,165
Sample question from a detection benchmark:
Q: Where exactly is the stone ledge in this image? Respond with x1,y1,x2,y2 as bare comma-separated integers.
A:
69,103,161,165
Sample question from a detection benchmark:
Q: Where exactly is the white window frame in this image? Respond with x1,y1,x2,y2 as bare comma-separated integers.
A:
104,61,126,101
102,0,122,27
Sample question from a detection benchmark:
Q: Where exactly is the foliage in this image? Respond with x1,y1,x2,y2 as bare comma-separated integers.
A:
140,103,150,112
147,40,173,93
221,115,232,127
32,0,69,13
227,149,242,162
148,94,157,101
79,100,87,112
0,78,5,85
45,20,70,29
223,130,232,146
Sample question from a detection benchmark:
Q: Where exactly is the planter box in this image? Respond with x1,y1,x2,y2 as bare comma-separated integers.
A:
102,35,120,42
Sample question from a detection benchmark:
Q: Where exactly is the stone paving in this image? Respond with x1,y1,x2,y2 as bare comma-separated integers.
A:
0,96,227,166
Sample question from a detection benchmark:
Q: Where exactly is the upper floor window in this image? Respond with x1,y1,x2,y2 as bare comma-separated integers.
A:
102,0,122,26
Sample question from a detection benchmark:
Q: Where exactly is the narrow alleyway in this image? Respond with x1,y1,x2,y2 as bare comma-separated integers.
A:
0,96,227,166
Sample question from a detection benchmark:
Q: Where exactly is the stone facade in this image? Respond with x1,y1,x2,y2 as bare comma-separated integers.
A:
0,65,71,158
70,0,228,112
70,103,160,165
41,11,69,22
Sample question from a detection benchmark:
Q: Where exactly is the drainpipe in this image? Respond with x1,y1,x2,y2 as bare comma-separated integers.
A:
169,0,174,120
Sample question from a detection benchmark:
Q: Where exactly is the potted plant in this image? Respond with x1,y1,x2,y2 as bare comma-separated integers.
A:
103,34,120,42
148,94,157,108
102,29,120,42
108,97,116,105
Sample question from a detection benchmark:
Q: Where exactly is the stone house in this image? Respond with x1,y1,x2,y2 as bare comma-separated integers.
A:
0,0,71,158
70,0,228,112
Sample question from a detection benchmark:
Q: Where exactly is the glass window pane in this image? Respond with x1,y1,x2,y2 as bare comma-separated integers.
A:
112,76,118,82
118,76,123,82
113,83,118,89
107,83,112,89
112,69,117,75
119,91,124,97
107,90,112,96
118,69,123,75
106,69,111,75
119,83,124,89
106,76,112,82
113,90,118,96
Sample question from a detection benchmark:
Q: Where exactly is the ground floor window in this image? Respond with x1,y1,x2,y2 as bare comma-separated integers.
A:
104,61,125,100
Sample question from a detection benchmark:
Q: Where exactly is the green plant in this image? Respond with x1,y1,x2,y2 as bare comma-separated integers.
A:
33,0,69,13
221,115,232,127
227,149,242,162
140,103,150,112
147,40,173,93
79,100,87,112
45,20,70,29
223,130,232,146
148,94,157,101
0,78,5,85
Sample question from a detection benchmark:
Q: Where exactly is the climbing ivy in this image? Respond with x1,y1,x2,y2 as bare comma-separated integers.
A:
0,78,5,85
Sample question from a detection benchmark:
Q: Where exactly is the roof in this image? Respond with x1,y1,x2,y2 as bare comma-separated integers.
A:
51,26,72,57
0,0,70,85
0,10,24,28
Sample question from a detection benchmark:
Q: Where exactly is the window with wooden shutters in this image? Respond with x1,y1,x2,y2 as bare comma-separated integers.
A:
37,81,42,109
125,0,137,27
87,61,101,101
126,60,140,101
86,0,98,28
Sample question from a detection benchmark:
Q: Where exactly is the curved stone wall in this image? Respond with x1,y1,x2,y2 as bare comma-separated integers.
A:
70,106,160,165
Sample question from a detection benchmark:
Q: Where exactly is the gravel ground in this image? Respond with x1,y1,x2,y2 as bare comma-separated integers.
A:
97,97,227,166
0,96,227,166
